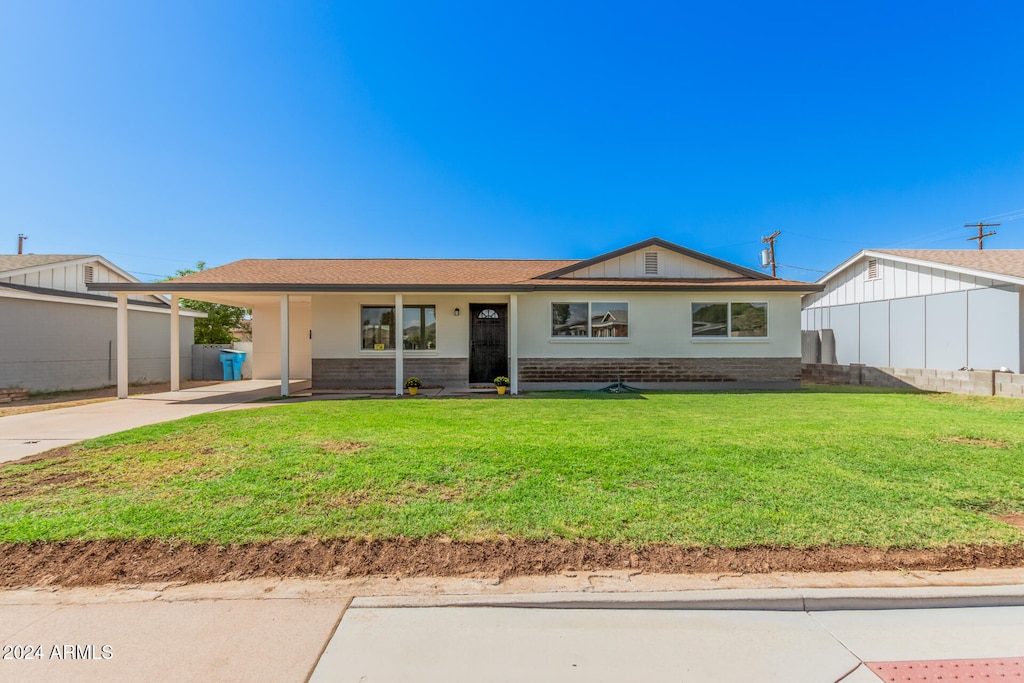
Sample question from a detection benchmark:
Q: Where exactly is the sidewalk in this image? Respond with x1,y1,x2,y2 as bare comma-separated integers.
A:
0,380,310,464
2,569,1024,682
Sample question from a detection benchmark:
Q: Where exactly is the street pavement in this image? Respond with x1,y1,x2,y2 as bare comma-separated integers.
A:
2,570,1024,683
0,380,309,463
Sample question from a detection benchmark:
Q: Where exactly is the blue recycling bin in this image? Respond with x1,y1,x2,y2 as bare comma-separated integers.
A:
218,349,247,381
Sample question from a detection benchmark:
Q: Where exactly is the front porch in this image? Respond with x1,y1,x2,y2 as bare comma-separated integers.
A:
108,291,521,400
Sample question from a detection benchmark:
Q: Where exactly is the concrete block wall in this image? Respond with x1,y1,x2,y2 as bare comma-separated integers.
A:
311,357,469,389
803,363,1022,398
519,357,802,384
996,372,1024,398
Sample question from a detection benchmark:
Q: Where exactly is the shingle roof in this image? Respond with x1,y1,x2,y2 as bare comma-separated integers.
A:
164,260,816,290
168,259,579,286
871,249,1024,280
528,277,816,289
0,254,94,273
94,239,823,294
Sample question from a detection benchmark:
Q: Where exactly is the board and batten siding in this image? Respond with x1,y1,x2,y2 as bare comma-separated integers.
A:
802,256,1023,373
0,261,154,303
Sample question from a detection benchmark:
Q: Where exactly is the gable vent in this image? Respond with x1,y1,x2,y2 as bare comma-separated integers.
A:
644,252,659,275
866,259,879,280
83,265,95,284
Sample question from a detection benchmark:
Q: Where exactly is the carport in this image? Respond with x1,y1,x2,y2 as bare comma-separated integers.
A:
87,281,311,400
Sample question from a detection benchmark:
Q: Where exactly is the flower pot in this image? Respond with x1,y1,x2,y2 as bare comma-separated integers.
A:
496,386,506,395
408,387,418,396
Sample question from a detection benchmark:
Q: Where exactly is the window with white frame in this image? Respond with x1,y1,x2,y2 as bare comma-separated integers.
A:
551,302,629,338
691,302,768,338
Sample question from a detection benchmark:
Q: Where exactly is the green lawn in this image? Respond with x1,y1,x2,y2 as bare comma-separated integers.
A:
2,387,1023,547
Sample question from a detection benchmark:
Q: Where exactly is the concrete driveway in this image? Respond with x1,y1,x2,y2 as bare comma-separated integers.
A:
0,380,309,464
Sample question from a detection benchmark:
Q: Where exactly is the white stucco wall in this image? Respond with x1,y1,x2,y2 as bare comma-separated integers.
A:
310,294,471,359
299,291,803,362
518,291,802,358
0,297,194,391
251,298,312,380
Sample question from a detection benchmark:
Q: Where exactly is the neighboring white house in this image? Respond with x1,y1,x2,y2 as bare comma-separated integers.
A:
91,238,822,397
0,254,201,392
802,249,1024,373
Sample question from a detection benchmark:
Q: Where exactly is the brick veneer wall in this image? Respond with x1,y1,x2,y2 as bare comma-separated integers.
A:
312,357,469,389
518,357,801,384
803,363,1024,398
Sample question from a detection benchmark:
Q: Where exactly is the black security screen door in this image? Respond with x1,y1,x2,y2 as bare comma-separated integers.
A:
469,304,508,384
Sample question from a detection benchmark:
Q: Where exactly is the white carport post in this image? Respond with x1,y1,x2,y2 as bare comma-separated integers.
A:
169,295,180,392
509,294,519,395
116,293,129,399
280,294,290,397
394,293,404,396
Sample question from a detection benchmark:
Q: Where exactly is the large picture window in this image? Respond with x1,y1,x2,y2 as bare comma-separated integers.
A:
551,302,629,338
362,305,438,350
691,302,768,338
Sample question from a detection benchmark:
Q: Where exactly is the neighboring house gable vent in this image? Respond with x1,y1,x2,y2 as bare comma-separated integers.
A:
866,259,879,280
644,252,659,275
83,265,95,284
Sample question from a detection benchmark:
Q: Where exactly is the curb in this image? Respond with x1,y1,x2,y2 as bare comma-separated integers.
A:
351,584,1024,611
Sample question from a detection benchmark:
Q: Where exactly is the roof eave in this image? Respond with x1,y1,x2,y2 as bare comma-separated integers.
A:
90,281,823,294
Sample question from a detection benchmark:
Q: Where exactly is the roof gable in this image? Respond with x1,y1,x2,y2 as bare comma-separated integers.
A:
819,249,1024,286
0,254,96,277
536,238,770,281
0,254,167,305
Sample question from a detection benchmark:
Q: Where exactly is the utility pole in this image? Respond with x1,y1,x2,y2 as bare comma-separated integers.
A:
965,221,998,250
17,233,27,254
761,230,781,278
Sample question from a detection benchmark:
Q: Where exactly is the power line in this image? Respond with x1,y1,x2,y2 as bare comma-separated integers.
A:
979,207,1024,222
777,263,827,274
127,270,170,279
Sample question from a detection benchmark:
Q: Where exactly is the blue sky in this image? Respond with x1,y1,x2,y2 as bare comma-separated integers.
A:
2,2,1023,282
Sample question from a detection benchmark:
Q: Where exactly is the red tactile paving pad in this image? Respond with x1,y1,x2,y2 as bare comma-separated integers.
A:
867,657,1024,681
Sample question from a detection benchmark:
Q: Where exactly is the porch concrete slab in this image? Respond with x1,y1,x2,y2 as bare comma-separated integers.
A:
0,380,308,464
811,606,1024,662
0,598,342,683
310,606,862,683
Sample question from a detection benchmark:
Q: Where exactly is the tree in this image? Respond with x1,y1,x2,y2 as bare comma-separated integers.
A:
164,262,251,344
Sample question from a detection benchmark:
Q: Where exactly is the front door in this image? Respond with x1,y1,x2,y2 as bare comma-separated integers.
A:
469,304,508,384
